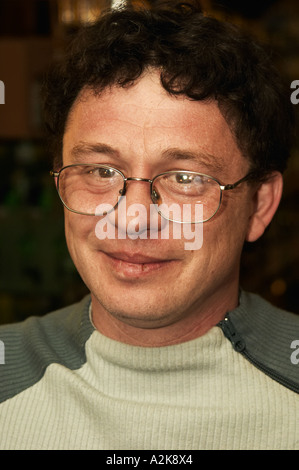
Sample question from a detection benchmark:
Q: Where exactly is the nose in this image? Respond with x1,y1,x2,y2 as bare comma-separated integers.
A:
115,177,162,238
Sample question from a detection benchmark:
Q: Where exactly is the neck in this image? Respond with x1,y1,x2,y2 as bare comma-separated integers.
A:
91,288,240,347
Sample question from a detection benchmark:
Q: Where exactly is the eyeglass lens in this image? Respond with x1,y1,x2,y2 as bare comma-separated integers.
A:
57,165,222,222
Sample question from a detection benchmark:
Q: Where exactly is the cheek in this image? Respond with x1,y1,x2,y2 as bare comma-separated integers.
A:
184,222,242,293
197,203,248,264
64,212,96,256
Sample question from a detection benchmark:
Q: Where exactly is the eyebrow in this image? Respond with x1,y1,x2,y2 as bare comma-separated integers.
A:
69,142,224,173
161,148,225,173
70,142,119,162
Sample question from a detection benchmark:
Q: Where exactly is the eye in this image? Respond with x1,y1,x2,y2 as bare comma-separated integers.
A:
175,173,204,185
175,173,192,184
91,167,116,178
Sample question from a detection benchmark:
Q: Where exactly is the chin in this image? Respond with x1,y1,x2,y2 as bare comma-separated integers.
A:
90,288,185,329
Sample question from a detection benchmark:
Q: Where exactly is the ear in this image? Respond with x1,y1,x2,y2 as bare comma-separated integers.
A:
246,172,283,243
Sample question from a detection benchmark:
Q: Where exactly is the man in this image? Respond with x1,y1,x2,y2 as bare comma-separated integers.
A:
0,1,298,450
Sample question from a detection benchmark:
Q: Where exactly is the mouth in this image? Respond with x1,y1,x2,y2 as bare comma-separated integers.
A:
101,250,179,278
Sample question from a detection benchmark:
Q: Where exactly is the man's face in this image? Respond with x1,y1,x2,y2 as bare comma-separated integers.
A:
62,72,255,333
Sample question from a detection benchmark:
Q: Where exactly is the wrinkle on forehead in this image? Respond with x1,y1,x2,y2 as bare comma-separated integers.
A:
70,90,224,144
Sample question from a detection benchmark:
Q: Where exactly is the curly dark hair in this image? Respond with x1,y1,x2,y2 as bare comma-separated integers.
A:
42,1,294,177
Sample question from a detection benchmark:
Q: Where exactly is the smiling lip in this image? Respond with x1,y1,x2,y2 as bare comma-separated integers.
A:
102,251,177,277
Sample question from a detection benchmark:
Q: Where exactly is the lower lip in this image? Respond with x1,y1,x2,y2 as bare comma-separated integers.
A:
102,253,176,278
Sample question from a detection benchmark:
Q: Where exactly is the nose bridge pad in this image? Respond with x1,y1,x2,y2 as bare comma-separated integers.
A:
122,178,152,203
118,179,127,197
150,185,170,233
151,186,161,205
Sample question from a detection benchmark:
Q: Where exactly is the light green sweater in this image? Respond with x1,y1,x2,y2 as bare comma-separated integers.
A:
0,291,298,450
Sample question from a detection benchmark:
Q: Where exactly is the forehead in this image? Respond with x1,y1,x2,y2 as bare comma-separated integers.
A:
67,73,227,135
63,71,246,174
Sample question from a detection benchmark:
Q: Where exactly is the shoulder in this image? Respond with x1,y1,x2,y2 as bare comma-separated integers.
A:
221,291,299,393
232,290,299,339
0,295,93,404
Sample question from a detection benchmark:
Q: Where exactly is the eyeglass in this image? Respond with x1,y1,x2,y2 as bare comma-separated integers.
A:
50,164,255,223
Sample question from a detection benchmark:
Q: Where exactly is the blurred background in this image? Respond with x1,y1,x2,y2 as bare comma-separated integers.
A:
0,0,298,324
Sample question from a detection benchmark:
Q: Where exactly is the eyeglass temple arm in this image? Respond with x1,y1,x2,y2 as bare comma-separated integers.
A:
221,172,256,191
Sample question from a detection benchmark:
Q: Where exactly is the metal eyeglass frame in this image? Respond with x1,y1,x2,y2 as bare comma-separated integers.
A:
50,164,256,223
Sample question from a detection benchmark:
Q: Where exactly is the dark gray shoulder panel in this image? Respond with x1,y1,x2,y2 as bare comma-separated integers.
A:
0,295,93,403
222,291,299,393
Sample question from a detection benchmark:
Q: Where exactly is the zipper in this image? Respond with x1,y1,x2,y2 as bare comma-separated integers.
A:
218,316,299,394
218,317,246,352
